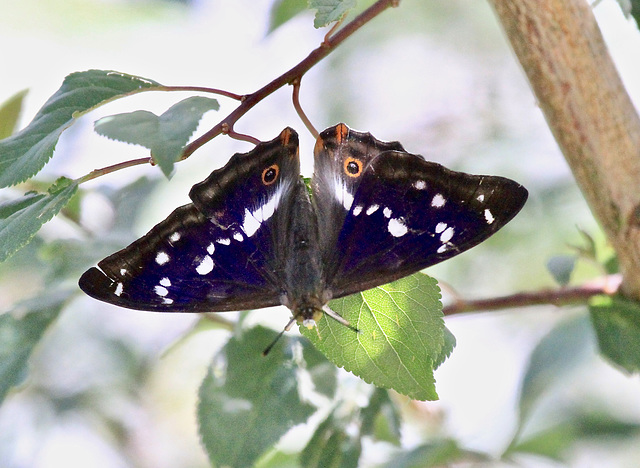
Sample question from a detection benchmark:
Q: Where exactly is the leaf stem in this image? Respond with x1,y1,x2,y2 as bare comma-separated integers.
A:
292,78,318,138
442,274,621,316
181,0,399,159
75,0,398,183
156,85,243,101
223,124,261,145
77,157,151,184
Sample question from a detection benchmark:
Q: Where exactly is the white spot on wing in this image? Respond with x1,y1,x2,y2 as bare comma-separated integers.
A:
366,204,379,215
431,194,446,208
440,226,455,243
233,232,243,242
477,194,485,202
437,245,448,253
154,285,168,297
169,232,181,242
414,180,427,190
115,282,123,296
216,238,231,245
388,218,408,237
207,243,215,255
162,298,174,305
383,207,392,218
120,268,127,276
334,179,354,210
242,208,261,237
196,255,214,275
352,205,363,216
241,183,287,237
484,208,495,224
159,277,171,287
435,222,447,233
155,251,170,265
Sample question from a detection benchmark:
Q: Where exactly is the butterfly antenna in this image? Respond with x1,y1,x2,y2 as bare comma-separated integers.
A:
262,317,296,356
322,305,360,333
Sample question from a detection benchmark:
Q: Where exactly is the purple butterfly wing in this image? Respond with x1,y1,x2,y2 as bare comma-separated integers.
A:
79,129,300,312
312,124,528,299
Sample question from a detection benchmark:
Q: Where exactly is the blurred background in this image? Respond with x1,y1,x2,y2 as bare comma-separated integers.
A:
2,0,640,466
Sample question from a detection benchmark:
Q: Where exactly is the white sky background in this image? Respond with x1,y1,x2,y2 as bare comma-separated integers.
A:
2,0,640,467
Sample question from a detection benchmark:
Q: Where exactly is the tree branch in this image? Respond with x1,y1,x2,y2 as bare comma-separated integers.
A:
442,275,621,316
487,0,640,300
181,0,399,159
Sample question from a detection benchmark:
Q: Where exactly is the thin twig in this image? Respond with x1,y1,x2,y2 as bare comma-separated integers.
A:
181,0,399,160
323,16,345,45
442,274,621,316
76,0,398,183
157,85,244,101
202,313,236,330
292,78,318,138
77,157,151,183
224,126,261,145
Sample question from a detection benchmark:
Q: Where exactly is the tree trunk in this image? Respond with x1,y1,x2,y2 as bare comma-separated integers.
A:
488,0,640,300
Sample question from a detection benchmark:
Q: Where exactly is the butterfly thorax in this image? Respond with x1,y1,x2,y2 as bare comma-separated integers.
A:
280,180,328,327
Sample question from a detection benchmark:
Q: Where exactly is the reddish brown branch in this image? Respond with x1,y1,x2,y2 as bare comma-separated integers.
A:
181,0,399,160
292,78,318,138
157,85,243,101
442,275,621,316
78,157,151,183
75,1,397,184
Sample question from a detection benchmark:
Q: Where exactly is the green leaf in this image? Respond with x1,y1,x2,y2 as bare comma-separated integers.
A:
0,89,28,139
0,70,161,187
256,450,301,468
386,439,488,468
300,338,337,398
0,289,72,404
0,192,44,218
300,412,361,468
510,411,640,461
198,326,315,468
434,325,456,370
517,314,593,427
268,0,308,33
590,295,640,373
546,255,576,286
571,227,597,260
301,273,447,401
309,0,356,28
95,96,219,178
509,423,574,461
97,176,160,236
0,178,78,263
360,387,401,444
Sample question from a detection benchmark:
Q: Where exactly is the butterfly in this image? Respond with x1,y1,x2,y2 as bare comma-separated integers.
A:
79,123,528,331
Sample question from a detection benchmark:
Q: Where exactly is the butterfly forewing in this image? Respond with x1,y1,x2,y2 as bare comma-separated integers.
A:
316,136,528,299
79,128,301,312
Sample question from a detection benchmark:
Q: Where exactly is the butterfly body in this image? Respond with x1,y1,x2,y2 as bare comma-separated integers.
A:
80,124,528,328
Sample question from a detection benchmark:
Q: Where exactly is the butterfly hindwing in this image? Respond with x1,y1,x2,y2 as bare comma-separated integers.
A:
314,127,528,299
79,128,301,312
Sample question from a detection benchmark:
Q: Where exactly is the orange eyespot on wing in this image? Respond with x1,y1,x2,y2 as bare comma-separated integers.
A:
262,164,279,185
343,157,363,178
